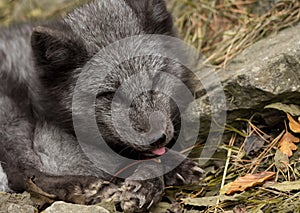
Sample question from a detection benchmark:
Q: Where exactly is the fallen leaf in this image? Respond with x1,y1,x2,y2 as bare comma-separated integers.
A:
287,113,300,133
244,134,265,156
225,172,275,195
278,131,300,157
264,180,300,192
264,103,300,116
181,194,245,207
181,196,219,207
274,149,289,172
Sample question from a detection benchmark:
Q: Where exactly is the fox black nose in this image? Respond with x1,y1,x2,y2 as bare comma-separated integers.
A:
149,133,167,147
146,111,173,147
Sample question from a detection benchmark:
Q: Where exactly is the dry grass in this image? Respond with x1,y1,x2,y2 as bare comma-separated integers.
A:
0,0,88,25
170,0,300,67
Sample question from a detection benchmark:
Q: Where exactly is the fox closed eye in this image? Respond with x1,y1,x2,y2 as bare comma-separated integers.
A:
96,91,115,98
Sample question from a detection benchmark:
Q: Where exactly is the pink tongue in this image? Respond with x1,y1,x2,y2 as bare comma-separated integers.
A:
152,147,166,156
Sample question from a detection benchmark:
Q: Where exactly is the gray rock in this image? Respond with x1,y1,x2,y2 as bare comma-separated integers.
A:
43,201,110,213
6,203,37,213
194,23,300,144
222,23,300,110
0,192,37,213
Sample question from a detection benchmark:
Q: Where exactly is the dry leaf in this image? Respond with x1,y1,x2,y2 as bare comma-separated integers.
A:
181,194,245,207
287,113,300,133
274,149,289,172
225,171,275,195
265,103,300,116
278,131,300,157
244,134,265,156
264,180,300,192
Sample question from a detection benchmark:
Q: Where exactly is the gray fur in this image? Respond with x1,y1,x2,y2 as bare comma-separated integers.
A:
0,0,203,212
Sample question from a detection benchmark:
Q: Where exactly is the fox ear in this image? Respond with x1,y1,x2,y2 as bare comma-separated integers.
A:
125,0,174,34
31,23,88,71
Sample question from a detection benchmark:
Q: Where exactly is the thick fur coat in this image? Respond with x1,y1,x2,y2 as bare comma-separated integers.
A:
0,0,203,212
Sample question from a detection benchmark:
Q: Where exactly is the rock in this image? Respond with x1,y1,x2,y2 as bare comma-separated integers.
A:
194,23,300,155
6,203,37,213
222,24,300,110
43,201,110,213
0,192,37,213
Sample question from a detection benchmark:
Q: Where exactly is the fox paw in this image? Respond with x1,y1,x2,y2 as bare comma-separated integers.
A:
70,179,121,205
120,178,164,212
164,158,204,186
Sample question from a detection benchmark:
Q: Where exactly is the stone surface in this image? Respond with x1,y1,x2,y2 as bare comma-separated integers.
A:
194,23,300,142
43,201,110,213
0,192,37,213
222,24,300,110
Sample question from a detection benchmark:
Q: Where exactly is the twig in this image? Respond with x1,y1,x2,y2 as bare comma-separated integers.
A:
214,134,236,213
